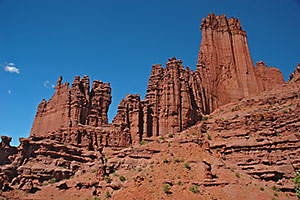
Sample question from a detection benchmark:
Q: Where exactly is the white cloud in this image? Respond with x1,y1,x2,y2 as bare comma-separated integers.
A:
8,90,11,94
4,62,20,74
44,80,55,89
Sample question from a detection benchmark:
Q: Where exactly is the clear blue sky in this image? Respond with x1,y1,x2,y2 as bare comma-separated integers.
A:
1,0,299,146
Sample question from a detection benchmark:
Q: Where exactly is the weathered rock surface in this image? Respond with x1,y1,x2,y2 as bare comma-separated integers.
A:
288,63,300,83
30,75,112,137
197,13,284,113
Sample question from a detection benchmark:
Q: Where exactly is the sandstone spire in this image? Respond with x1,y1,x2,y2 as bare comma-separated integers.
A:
196,13,284,112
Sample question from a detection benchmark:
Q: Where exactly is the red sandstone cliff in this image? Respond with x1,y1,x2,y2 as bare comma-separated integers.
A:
30,13,285,145
288,63,300,83
197,13,284,113
30,76,112,138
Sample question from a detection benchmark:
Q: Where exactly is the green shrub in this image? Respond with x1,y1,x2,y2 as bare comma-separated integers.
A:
168,142,171,147
192,132,196,136
231,108,235,112
105,190,111,198
140,140,145,145
260,187,264,191
284,110,288,114
292,171,300,199
207,134,211,140
274,192,278,197
163,184,171,194
104,175,112,183
235,172,240,178
185,162,191,170
50,178,57,184
91,169,96,173
138,168,142,172
202,116,208,121
178,181,182,186
163,158,169,163
160,136,165,140
189,185,200,193
271,185,280,192
168,134,173,138
234,114,239,119
148,179,152,183
119,176,125,182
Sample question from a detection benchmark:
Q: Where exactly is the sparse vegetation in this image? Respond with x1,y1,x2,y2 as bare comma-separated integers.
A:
140,140,146,145
178,181,182,185
163,158,169,163
138,168,142,172
93,197,101,200
105,190,111,198
148,179,152,183
207,134,211,140
50,178,57,184
168,142,171,147
231,108,235,112
192,132,196,136
234,114,239,119
260,187,264,191
189,185,200,193
104,175,112,183
274,192,278,197
113,172,119,177
160,136,165,140
119,176,125,182
202,116,208,121
292,171,300,199
91,169,96,173
235,172,240,178
271,185,280,192
185,162,191,170
284,110,288,114
163,184,171,194
168,134,173,138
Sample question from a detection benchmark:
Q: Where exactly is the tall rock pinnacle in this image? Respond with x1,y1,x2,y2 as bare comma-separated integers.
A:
196,13,284,112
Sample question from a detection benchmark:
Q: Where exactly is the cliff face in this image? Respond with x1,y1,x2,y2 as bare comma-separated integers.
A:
30,76,112,138
288,63,300,83
30,13,285,145
197,13,284,112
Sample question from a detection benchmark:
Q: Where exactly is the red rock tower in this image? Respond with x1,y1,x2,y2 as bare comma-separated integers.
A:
196,13,284,112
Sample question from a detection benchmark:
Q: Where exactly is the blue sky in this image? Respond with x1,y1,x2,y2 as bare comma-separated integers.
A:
1,0,300,146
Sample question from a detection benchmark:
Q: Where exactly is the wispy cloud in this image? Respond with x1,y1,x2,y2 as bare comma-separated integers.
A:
8,90,11,94
43,80,55,89
3,62,20,74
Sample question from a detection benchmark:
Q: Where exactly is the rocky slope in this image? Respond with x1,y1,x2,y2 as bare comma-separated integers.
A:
0,13,298,200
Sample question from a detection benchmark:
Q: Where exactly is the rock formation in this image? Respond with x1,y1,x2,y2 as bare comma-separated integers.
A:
196,13,284,113
29,13,285,145
1,13,298,200
288,62,300,83
255,61,285,90
30,76,112,137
